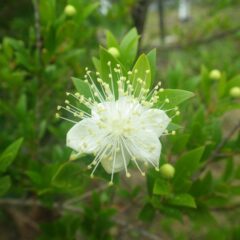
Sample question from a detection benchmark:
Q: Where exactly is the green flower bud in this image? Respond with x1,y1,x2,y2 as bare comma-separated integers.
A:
64,5,77,16
159,163,175,179
209,69,221,80
108,47,120,58
229,86,240,98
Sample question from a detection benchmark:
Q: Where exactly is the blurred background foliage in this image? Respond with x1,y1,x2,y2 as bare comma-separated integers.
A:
0,0,240,239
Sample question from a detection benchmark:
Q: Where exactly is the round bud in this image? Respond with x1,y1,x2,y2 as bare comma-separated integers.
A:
229,86,240,98
159,163,175,179
64,5,77,16
108,47,120,58
209,69,221,80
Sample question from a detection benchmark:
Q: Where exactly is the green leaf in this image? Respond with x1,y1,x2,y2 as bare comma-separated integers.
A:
153,179,171,196
130,54,152,95
106,30,119,49
161,206,183,221
173,146,205,192
0,138,23,172
147,49,157,81
99,47,126,97
155,89,195,109
39,0,56,23
225,75,240,95
0,176,11,196
52,162,85,191
168,193,197,208
139,203,155,222
92,56,101,73
72,77,92,99
190,172,213,197
119,28,139,67
171,134,190,153
81,2,99,20
26,170,43,187
167,122,183,131
16,94,27,117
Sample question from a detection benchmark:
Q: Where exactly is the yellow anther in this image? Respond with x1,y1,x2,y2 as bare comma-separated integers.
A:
108,181,113,186
126,172,131,178
87,165,92,169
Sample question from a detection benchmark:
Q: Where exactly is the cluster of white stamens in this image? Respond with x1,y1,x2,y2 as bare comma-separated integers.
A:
56,62,180,185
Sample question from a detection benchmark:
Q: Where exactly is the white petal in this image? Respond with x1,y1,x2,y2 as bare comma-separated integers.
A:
66,118,106,153
101,144,130,174
127,130,161,167
141,109,170,137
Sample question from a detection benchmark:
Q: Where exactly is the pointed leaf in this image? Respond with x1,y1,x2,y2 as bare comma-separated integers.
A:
155,89,195,109
153,179,171,196
147,49,157,81
168,193,197,208
173,146,205,192
119,28,139,67
72,77,92,99
106,30,119,49
130,54,152,95
0,138,23,172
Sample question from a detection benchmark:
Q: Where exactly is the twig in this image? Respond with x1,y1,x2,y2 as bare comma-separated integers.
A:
144,27,240,52
208,121,240,162
32,0,42,64
195,121,240,178
64,184,109,206
211,203,240,212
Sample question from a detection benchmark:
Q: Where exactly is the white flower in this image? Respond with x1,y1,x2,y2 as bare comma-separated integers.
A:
57,63,178,184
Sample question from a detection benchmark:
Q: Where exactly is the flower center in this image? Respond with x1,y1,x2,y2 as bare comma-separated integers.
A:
110,118,133,137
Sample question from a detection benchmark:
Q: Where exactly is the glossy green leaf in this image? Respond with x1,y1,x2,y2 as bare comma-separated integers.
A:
173,146,205,192
171,134,190,153
190,172,213,197
72,77,92,99
168,193,197,208
167,122,183,131
99,47,126,97
147,49,156,81
52,162,85,190
139,203,155,222
0,138,23,172
153,179,171,196
130,54,152,95
155,89,195,109
92,56,101,73
106,30,119,49
119,28,139,67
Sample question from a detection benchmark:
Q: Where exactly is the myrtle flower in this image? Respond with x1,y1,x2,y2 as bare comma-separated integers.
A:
56,62,179,185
